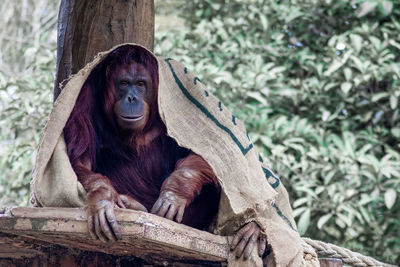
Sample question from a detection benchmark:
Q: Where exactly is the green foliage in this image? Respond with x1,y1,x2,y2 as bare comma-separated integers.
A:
0,0,57,205
155,0,400,263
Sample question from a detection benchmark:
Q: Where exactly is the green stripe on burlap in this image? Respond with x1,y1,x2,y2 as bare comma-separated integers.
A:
165,58,253,156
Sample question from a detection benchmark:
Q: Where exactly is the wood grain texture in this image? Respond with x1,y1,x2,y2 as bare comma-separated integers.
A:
0,207,343,266
0,207,227,265
54,0,155,100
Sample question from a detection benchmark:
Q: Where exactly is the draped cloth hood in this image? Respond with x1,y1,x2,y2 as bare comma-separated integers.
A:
31,43,316,266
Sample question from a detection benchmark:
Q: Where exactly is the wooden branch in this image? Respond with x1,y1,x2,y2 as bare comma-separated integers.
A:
0,207,342,266
0,207,227,265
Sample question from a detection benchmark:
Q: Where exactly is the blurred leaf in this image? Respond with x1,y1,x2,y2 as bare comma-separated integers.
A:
292,206,307,218
390,95,398,109
247,91,267,105
378,1,393,16
343,67,353,81
356,2,378,18
372,92,389,102
317,213,332,229
350,34,363,53
293,197,308,208
298,208,310,235
391,128,400,138
341,82,352,95
384,189,397,209
325,60,343,76
258,13,268,31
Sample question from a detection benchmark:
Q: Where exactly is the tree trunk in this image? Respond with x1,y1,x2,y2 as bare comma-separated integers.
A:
54,0,155,101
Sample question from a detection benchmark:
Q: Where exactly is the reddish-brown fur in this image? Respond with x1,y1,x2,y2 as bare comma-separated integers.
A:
63,46,220,231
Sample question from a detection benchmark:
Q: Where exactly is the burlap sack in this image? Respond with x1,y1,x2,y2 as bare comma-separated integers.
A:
31,43,314,266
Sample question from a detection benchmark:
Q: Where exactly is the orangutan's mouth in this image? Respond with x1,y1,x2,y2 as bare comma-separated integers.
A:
120,114,144,122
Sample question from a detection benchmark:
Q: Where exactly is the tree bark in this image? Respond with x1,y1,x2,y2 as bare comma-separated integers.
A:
0,207,227,266
54,0,155,101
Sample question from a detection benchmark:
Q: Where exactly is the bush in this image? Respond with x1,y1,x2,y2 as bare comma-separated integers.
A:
155,0,400,263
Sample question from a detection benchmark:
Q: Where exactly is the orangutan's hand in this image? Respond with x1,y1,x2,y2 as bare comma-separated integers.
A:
230,222,268,259
87,181,147,242
151,190,190,223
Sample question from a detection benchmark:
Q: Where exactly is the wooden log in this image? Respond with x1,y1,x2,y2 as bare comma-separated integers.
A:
0,233,152,267
0,207,343,266
54,0,155,100
0,207,227,265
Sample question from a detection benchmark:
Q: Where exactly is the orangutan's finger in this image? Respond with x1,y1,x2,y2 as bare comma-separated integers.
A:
94,213,107,243
243,230,260,259
117,197,126,209
231,223,252,250
105,207,121,240
156,202,171,218
151,199,163,214
175,206,185,223
165,204,178,221
99,209,116,241
259,234,267,257
235,227,255,258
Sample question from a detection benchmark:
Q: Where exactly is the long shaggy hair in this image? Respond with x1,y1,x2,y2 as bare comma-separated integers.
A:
63,46,219,229
63,45,178,209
